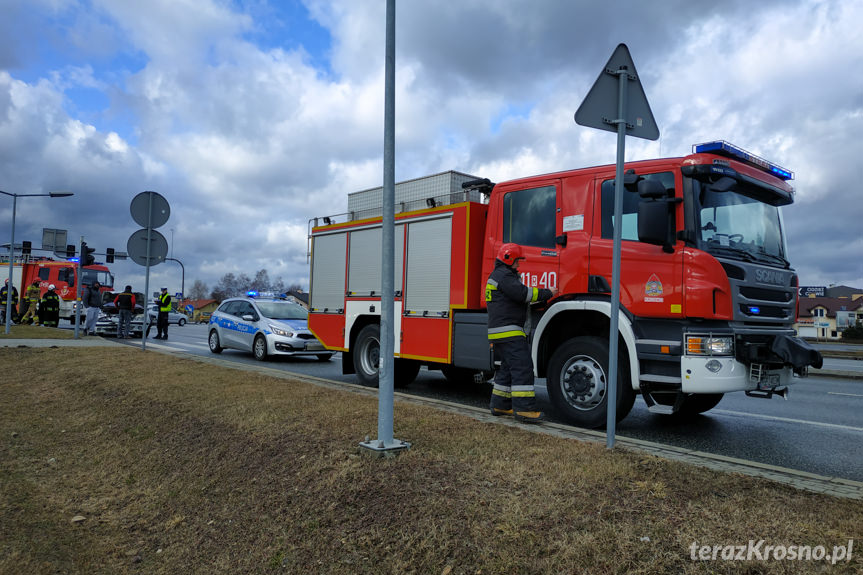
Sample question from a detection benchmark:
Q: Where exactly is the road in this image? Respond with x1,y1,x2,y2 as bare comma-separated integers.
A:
120,323,863,482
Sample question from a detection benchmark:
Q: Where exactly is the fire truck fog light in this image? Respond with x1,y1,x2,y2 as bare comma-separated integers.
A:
705,359,722,373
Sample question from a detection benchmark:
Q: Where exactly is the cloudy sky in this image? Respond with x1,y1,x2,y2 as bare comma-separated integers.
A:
1,0,861,296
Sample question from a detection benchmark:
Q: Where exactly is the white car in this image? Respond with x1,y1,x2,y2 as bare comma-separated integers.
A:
207,296,332,361
147,304,188,326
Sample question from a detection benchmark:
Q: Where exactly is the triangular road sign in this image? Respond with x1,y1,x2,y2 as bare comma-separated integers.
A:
575,43,659,141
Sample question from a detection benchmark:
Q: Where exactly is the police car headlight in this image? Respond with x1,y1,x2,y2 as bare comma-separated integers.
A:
685,335,733,356
269,324,293,337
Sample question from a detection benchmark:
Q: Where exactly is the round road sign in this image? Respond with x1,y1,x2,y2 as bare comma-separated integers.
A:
130,191,170,229
126,228,168,266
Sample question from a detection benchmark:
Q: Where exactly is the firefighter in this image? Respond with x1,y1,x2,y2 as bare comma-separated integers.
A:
1,279,18,325
19,280,41,325
486,243,556,423
39,284,61,328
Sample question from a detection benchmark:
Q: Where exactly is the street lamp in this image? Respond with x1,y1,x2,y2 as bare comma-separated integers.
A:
166,257,184,302
2,190,74,334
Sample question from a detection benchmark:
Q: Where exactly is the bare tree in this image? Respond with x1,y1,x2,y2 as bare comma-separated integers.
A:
189,279,209,300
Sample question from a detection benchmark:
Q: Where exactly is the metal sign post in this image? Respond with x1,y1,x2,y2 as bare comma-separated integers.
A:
575,44,659,448
360,0,409,456
127,191,170,350
74,237,83,338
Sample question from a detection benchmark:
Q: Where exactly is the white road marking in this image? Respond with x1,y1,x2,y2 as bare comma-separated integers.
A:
713,409,863,433
828,392,863,398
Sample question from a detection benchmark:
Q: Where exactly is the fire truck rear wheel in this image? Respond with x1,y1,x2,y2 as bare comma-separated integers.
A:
353,324,419,388
547,336,635,429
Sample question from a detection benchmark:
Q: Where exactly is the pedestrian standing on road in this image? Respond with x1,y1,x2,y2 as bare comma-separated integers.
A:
82,281,102,336
154,287,171,340
19,281,41,325
114,285,136,339
1,279,18,325
39,284,61,328
486,243,556,424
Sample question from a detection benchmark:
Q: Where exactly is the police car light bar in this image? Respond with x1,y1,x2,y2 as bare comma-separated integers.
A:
693,141,794,181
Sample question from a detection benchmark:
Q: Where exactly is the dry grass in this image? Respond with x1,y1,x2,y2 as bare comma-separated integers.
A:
0,347,860,574
0,324,75,339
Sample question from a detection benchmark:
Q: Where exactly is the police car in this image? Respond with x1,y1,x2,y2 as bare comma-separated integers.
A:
207,293,332,362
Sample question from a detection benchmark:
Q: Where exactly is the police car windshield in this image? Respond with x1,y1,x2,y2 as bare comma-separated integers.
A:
256,301,307,320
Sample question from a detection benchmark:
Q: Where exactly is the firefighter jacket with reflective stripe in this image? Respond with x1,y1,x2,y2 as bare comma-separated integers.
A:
0,285,17,305
486,259,552,341
25,284,40,301
159,292,172,312
40,291,60,313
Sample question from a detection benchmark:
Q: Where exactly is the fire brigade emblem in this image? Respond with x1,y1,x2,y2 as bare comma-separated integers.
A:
645,274,664,302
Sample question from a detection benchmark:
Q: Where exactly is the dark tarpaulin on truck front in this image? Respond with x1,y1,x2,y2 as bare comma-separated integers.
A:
771,335,823,370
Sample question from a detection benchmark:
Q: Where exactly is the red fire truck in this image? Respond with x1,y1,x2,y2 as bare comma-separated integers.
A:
7,257,114,322
307,143,822,428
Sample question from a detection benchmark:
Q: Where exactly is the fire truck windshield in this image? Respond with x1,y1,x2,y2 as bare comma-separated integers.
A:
696,184,789,268
81,268,114,289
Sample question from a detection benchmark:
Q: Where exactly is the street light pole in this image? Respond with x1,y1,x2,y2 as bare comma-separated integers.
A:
1,190,73,334
166,257,184,302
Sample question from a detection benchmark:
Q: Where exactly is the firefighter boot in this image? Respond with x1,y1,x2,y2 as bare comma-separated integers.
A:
514,411,544,424
490,407,513,417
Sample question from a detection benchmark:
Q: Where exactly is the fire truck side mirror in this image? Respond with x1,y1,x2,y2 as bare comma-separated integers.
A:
637,199,678,254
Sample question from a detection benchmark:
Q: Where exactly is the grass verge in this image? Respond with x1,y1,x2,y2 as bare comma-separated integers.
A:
0,324,75,339
1,347,860,574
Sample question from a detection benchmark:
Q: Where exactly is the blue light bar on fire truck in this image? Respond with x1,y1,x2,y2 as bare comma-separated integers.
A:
693,141,794,181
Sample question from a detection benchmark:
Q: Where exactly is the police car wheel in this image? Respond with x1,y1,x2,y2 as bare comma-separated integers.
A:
178,318,186,327
208,330,223,354
547,336,635,429
253,335,268,361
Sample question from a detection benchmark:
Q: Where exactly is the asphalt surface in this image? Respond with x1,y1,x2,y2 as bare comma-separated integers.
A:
3,325,862,498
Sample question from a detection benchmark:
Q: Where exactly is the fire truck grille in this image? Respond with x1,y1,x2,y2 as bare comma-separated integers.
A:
738,286,793,303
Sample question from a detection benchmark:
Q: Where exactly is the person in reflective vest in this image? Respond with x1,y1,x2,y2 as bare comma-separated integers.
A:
154,287,172,340
486,243,556,423
39,284,61,328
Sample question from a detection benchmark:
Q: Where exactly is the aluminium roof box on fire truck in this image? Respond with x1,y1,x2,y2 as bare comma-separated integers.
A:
346,170,485,220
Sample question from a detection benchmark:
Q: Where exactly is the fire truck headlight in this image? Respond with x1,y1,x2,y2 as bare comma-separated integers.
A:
685,335,733,356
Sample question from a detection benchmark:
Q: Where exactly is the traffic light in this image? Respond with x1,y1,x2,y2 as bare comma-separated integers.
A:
66,244,76,258
22,241,31,256
81,242,96,266
106,248,115,263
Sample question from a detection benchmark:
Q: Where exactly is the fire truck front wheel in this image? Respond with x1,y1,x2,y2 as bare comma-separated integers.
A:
353,324,418,388
547,336,635,429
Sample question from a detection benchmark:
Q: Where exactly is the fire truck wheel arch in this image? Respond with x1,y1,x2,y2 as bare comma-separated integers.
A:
533,300,640,388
